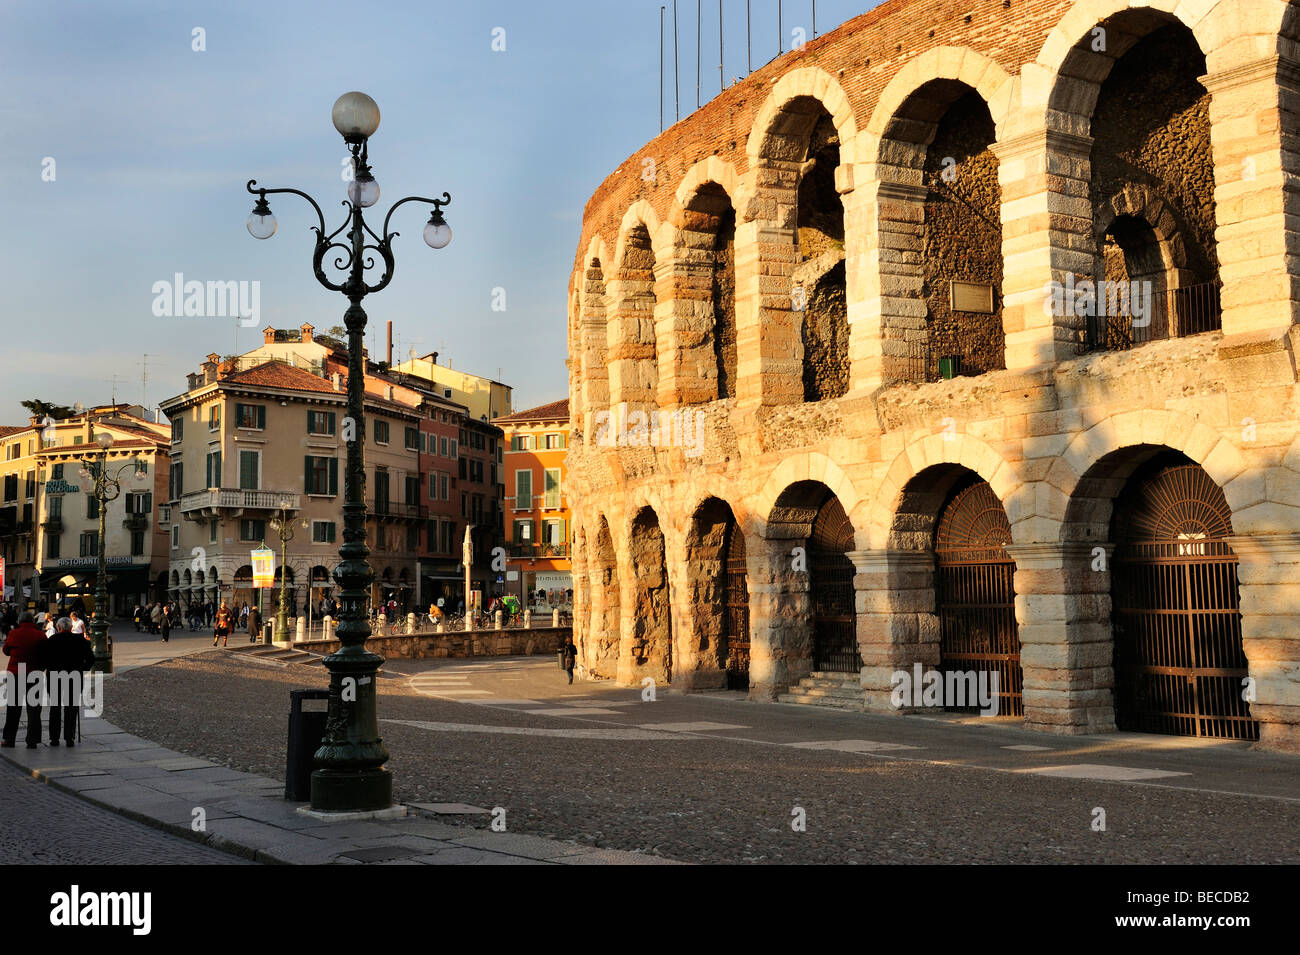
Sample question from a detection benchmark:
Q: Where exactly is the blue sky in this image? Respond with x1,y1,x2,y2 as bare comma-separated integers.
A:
0,0,880,421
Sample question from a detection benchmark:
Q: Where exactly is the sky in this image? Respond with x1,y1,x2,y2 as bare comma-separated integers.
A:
0,0,883,422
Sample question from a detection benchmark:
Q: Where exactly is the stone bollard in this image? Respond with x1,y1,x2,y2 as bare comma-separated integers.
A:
494,609,503,630
436,622,444,633
552,608,560,628
406,612,416,635
523,609,532,630
295,616,305,643
322,615,333,640
465,611,474,632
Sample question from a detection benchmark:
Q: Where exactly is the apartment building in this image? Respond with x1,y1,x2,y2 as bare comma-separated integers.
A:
0,424,41,602
494,399,571,606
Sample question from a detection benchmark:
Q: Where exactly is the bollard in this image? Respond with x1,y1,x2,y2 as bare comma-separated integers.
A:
465,611,474,632
322,615,333,640
436,622,444,634
552,608,560,628
295,616,305,643
523,609,532,630
406,612,416,635
494,609,503,631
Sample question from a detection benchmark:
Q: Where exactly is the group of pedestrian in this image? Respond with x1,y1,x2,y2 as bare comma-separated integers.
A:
2,612,94,748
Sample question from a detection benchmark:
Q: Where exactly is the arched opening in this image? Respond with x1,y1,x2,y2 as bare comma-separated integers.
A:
1109,453,1256,739
794,107,848,402
684,498,749,690
677,182,737,403
233,564,253,611
1055,12,1220,350
769,480,858,673
587,516,620,679
627,507,672,684
608,224,660,410
933,477,1022,716
877,81,1003,383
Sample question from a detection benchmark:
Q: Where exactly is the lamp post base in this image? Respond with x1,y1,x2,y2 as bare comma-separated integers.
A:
309,769,393,813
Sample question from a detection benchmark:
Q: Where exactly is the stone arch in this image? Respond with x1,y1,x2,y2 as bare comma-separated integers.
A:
667,166,739,405
740,68,859,407
865,59,1007,385
680,496,750,691
620,505,673,685
585,514,620,679
754,452,863,543
870,432,1023,551
607,203,666,411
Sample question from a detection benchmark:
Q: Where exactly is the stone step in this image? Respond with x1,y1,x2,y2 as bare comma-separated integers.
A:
777,692,864,711
785,685,863,700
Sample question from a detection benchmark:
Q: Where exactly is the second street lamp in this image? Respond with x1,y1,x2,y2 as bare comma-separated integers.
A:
269,501,309,643
245,90,452,813
78,432,148,673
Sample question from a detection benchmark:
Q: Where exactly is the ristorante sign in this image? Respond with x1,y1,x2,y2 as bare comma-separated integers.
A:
55,557,135,569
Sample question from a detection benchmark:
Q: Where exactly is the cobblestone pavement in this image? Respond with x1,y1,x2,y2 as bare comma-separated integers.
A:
0,755,248,864
104,651,1300,865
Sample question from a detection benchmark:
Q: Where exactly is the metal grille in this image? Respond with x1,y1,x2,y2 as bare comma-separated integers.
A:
809,497,860,673
1112,464,1258,740
935,481,1023,716
722,523,750,690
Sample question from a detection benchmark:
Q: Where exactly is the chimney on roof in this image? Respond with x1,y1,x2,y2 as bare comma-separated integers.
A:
431,351,439,365
202,353,220,385
386,321,393,366
301,323,314,344
263,327,276,344
331,372,342,392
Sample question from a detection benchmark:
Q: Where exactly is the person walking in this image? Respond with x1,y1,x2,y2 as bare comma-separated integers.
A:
212,600,233,648
131,603,142,632
560,635,577,685
160,603,171,643
40,616,93,747
149,602,162,635
2,612,47,748
246,604,261,643
205,599,215,627
68,611,86,637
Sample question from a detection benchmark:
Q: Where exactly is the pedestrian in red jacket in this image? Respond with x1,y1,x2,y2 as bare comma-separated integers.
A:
2,612,48,748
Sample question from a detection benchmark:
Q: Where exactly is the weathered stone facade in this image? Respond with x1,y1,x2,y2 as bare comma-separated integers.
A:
566,0,1300,753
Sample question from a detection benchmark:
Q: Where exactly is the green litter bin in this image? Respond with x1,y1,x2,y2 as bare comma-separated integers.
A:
938,356,959,380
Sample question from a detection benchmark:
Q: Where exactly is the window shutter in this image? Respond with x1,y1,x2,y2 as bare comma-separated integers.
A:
329,457,338,496
328,412,336,434
142,493,152,513
234,403,244,427
305,456,312,494
257,405,266,430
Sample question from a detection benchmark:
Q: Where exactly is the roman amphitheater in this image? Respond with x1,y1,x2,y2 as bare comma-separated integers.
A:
564,0,1300,751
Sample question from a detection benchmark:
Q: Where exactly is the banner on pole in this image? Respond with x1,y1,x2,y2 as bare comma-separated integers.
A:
251,547,276,588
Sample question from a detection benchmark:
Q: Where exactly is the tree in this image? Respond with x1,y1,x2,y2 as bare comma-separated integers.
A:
21,399,78,421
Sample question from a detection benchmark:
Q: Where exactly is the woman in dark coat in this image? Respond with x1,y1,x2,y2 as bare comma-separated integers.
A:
40,617,94,746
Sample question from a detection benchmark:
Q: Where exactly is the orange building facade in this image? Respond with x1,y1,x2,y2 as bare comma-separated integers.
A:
493,400,571,610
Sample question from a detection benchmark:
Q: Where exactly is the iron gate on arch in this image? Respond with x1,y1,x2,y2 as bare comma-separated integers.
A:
934,480,1023,717
809,497,860,673
722,521,750,690
1111,463,1258,741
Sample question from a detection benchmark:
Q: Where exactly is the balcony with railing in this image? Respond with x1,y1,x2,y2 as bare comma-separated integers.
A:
122,513,149,531
179,488,301,516
510,493,567,512
367,499,426,521
39,516,63,533
506,541,570,559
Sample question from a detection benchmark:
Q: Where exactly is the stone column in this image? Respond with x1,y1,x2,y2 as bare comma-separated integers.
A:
655,238,715,407
993,129,1095,370
1226,532,1300,752
579,262,609,439
1203,57,1300,339
746,537,810,701
849,549,937,713
1005,541,1114,735
733,160,803,408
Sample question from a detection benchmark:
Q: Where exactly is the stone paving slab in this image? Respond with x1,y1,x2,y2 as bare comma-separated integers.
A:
0,717,672,865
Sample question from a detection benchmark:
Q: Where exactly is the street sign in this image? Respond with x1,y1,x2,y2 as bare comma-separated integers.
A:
251,546,276,588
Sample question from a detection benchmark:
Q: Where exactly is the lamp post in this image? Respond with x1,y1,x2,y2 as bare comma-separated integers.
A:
78,432,148,673
246,91,452,812
269,500,308,643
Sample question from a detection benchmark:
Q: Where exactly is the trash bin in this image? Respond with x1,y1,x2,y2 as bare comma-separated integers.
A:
557,648,566,670
263,621,274,645
285,689,330,801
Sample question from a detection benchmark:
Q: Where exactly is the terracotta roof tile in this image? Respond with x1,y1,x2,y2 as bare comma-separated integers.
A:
494,399,569,424
223,361,342,395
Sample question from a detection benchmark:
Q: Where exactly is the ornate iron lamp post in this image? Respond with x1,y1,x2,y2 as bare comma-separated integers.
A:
245,91,452,812
268,499,308,643
78,432,148,674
